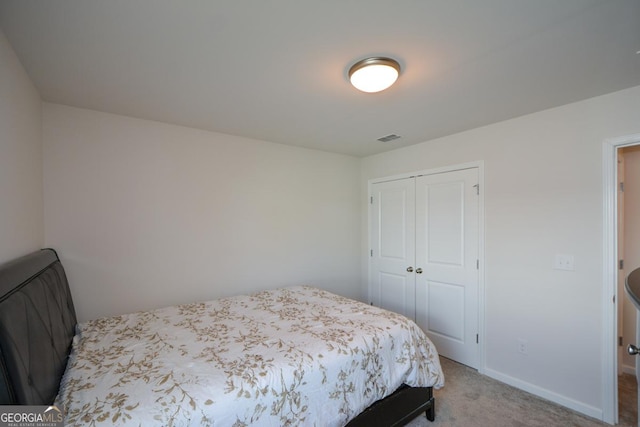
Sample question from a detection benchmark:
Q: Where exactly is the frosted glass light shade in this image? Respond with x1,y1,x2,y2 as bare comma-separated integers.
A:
349,57,400,93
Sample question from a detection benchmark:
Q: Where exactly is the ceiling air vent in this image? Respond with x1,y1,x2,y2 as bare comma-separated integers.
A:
377,134,401,142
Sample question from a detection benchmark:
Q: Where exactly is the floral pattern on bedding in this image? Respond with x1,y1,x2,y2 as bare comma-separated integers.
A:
56,286,444,426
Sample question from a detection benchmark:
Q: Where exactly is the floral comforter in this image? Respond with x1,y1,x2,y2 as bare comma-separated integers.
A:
56,286,444,426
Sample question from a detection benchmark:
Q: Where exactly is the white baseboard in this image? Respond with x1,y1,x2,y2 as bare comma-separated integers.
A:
621,364,636,376
483,368,603,421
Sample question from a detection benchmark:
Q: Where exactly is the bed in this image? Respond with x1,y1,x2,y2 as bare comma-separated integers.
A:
0,249,444,426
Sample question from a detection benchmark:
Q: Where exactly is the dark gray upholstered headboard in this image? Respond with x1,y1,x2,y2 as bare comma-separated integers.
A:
0,249,76,404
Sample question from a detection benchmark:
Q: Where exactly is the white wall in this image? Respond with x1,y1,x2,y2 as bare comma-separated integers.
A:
361,85,640,419
43,104,361,322
622,146,640,373
0,29,43,264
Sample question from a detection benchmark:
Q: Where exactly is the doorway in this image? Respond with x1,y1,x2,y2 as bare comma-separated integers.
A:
618,145,640,426
603,133,640,424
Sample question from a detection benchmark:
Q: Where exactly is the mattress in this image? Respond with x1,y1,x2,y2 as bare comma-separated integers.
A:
56,286,444,426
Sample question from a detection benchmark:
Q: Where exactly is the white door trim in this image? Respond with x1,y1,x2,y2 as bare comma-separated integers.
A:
367,160,485,374
602,133,640,425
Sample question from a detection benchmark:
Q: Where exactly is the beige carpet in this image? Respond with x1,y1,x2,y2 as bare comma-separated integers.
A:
406,357,637,427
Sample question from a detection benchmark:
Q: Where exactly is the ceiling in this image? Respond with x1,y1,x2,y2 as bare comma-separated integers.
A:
1,1,639,157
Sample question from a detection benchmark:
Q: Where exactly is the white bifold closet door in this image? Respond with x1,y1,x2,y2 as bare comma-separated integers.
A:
371,168,479,368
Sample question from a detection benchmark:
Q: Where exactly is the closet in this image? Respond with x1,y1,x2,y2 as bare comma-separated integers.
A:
370,167,480,368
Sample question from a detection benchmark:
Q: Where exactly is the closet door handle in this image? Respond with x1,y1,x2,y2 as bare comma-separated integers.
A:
416,268,423,274
406,267,414,273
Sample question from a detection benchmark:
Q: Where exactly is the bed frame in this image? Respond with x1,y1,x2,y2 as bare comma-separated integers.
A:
0,249,435,425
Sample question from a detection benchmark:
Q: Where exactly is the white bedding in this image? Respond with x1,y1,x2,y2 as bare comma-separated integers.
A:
56,286,444,426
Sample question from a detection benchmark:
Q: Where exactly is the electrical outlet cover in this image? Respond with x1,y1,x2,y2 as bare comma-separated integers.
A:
517,338,528,354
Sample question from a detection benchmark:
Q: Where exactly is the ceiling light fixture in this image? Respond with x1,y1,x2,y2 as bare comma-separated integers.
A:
348,57,401,93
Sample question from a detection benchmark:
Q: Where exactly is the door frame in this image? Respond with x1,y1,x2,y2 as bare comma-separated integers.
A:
603,133,640,425
367,161,486,374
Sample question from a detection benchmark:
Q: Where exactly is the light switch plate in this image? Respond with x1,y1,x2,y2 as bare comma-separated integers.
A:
554,254,575,271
